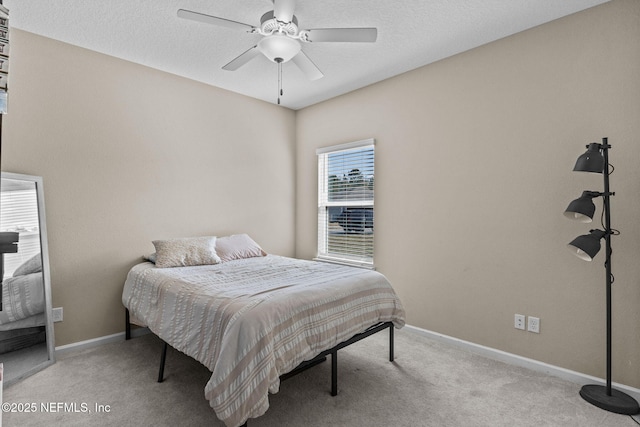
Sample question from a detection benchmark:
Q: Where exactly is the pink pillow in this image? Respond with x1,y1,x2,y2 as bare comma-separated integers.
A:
216,234,266,262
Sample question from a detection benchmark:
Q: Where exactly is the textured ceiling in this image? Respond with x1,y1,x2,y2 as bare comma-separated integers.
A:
4,0,609,110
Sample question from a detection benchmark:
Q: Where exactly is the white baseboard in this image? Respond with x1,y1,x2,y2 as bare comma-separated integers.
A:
53,323,640,404
55,327,150,357
403,324,640,403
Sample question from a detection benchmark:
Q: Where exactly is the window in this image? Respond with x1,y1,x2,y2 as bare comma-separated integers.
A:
0,186,41,278
317,139,375,268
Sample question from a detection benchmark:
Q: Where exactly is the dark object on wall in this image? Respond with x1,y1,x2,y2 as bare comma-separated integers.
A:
0,0,9,115
0,0,9,311
564,138,640,415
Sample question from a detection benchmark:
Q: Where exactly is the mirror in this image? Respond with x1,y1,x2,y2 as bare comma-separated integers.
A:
0,172,55,386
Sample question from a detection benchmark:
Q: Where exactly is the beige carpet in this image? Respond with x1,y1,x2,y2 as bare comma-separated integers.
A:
3,329,639,426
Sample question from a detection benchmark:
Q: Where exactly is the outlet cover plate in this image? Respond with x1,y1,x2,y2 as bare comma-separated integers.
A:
514,314,525,330
52,307,63,323
528,316,540,333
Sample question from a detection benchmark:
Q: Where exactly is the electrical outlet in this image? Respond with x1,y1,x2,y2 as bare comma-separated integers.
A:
52,307,63,323
514,314,525,330
528,316,540,333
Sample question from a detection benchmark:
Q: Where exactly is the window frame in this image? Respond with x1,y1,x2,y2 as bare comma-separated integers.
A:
316,138,375,268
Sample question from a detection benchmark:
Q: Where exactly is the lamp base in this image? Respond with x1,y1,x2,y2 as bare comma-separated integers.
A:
580,384,640,415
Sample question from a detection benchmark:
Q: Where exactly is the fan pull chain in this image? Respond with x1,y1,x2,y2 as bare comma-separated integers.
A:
277,59,283,105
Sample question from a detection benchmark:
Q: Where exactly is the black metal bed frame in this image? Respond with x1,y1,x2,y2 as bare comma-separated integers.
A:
125,309,395,426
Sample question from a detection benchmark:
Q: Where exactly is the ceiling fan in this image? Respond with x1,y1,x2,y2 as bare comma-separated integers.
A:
177,0,377,103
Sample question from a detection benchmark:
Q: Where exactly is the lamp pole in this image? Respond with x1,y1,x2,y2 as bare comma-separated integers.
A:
601,138,612,396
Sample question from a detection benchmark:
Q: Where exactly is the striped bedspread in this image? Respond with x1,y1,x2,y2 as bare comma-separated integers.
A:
0,273,44,326
122,255,405,427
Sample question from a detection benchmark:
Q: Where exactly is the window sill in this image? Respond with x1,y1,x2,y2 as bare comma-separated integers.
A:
313,257,375,270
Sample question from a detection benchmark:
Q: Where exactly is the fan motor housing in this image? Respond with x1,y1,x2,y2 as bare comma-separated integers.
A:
260,11,298,36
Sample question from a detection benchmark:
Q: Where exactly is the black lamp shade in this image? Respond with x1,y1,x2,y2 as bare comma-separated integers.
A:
564,191,599,223
573,143,604,173
567,229,607,261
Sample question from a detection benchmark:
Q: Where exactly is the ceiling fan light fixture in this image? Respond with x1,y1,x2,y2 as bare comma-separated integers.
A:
258,34,301,63
178,0,378,103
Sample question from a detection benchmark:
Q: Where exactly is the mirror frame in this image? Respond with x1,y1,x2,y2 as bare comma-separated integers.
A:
1,172,56,385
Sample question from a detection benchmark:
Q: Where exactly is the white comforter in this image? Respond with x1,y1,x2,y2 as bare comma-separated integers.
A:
122,255,405,427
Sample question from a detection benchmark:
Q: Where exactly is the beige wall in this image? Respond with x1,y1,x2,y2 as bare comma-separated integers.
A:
296,0,640,387
1,30,297,346
3,0,640,389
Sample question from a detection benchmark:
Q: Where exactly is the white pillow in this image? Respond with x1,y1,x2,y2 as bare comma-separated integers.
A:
13,253,42,277
152,236,221,268
216,234,266,262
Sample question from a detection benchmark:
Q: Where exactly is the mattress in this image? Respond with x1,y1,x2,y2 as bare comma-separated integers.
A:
0,313,45,331
122,255,405,427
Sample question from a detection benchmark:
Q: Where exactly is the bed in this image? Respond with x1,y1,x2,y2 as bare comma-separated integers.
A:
0,253,46,353
122,234,405,427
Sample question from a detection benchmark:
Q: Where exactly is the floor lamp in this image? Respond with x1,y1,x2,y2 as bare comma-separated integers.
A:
564,138,640,415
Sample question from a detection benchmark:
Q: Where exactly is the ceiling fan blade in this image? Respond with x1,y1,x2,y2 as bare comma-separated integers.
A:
291,51,323,81
273,0,296,23
222,46,261,71
304,28,377,43
177,9,255,32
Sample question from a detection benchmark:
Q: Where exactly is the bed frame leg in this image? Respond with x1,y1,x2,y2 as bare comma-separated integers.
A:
158,341,168,383
125,309,131,340
331,350,338,396
389,323,394,362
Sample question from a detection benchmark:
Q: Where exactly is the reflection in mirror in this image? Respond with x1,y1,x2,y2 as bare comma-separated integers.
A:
0,172,55,386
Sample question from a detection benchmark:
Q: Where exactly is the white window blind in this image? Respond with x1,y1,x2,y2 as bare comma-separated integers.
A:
0,189,41,278
316,139,375,268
